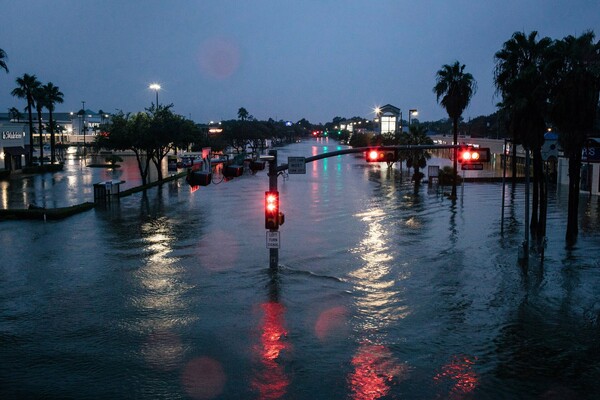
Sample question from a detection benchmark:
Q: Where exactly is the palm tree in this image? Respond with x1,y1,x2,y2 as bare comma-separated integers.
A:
8,107,22,122
494,31,552,242
433,61,477,199
33,86,47,165
547,31,600,245
12,74,41,166
238,107,249,121
42,83,64,163
403,124,434,189
0,48,8,74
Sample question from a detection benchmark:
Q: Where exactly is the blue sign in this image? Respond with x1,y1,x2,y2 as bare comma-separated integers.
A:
582,146,600,163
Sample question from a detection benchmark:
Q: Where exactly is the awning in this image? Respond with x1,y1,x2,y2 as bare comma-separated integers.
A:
3,146,27,156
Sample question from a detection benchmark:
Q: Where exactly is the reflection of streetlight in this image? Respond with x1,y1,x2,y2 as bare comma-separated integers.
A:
409,109,418,126
149,83,161,106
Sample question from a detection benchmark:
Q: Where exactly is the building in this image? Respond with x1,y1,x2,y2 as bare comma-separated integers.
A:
375,104,401,135
557,137,600,196
0,122,30,170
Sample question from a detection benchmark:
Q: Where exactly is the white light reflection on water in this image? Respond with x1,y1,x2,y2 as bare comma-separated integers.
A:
132,216,196,371
348,207,411,398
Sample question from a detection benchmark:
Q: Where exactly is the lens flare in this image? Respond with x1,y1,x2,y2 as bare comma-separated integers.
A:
197,37,240,80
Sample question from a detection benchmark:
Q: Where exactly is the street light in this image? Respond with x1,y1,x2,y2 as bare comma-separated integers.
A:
409,109,418,126
149,83,161,107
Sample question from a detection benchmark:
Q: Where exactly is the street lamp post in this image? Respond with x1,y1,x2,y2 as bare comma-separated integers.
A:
149,83,161,107
81,101,87,158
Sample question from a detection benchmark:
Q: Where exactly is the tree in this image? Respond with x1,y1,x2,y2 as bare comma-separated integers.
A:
0,48,7,74
99,106,199,184
433,61,477,199
32,86,47,165
237,107,249,121
145,104,199,181
494,31,552,242
99,111,153,185
12,74,41,166
402,124,434,189
8,107,22,122
547,31,600,245
41,82,64,163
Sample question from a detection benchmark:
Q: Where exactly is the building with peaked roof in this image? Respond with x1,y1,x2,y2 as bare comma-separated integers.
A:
375,104,401,135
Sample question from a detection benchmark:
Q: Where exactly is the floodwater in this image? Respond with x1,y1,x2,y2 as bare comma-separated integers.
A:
1,139,600,399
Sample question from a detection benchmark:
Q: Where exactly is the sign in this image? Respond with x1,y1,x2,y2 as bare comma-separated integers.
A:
288,156,306,174
582,146,600,163
266,231,280,249
461,163,483,170
2,131,24,140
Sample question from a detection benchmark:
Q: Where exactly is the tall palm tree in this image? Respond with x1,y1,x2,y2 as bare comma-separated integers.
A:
33,86,47,165
42,82,64,163
12,74,41,166
433,61,477,199
547,31,600,245
0,48,8,74
494,31,552,242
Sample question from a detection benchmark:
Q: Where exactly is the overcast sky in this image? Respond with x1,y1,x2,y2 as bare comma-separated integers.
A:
1,0,598,124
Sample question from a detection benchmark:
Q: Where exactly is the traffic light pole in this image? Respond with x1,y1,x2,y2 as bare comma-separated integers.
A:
268,150,279,270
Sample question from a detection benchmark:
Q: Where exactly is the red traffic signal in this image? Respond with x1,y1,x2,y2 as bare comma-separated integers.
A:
458,147,491,163
265,191,280,230
365,148,398,163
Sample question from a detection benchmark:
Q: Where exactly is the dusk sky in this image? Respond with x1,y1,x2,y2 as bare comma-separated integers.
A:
1,0,599,124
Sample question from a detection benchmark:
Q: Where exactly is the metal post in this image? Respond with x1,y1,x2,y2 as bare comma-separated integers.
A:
268,150,278,270
501,138,507,234
522,149,530,263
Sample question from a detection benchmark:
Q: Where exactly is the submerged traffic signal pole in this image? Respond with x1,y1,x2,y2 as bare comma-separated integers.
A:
267,150,279,270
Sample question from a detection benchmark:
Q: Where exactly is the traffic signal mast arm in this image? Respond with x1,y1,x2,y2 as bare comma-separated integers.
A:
275,144,465,172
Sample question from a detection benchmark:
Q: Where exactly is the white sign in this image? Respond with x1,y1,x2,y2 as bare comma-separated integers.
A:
2,131,24,140
266,231,280,248
288,156,306,174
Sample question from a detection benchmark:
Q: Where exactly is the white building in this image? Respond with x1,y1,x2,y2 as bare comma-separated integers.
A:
0,122,30,170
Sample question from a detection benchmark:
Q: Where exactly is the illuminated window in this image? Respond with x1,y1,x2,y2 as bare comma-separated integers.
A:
380,115,396,134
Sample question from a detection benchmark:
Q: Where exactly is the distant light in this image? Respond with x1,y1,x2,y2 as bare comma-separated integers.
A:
149,83,161,91
285,121,292,127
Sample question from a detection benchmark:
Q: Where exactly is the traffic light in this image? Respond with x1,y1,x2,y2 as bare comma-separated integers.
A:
365,148,398,163
458,147,491,163
265,191,280,229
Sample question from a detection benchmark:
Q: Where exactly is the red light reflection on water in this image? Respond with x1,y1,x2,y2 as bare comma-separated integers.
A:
348,342,407,400
181,356,226,399
433,355,479,398
252,301,290,400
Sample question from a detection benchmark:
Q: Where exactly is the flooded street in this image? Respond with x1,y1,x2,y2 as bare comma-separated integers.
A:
1,139,600,399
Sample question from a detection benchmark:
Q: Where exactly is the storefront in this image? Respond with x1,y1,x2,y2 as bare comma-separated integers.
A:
557,138,600,196
1,123,30,171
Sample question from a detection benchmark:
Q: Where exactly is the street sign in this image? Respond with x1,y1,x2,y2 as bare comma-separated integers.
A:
288,156,306,174
266,231,280,249
461,163,483,170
